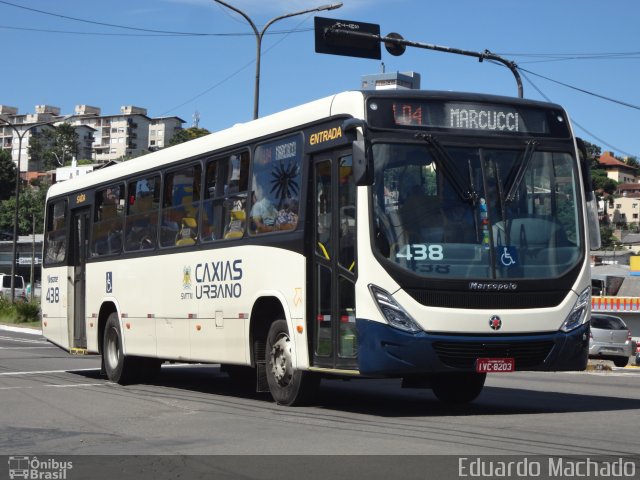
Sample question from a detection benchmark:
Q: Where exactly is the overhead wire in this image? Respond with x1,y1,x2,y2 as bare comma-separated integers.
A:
516,66,640,112
159,12,315,117
0,0,311,37
0,23,312,37
517,68,639,158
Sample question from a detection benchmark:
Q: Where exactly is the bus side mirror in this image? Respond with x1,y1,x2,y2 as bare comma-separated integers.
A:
343,118,373,186
352,139,373,186
577,137,601,250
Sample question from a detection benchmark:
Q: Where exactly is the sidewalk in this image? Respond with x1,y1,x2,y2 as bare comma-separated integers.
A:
0,323,42,336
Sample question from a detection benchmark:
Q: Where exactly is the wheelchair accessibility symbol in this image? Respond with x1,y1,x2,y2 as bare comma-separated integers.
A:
498,246,518,267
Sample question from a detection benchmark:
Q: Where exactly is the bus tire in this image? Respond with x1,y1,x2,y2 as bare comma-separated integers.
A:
431,372,486,404
265,319,319,406
103,312,138,385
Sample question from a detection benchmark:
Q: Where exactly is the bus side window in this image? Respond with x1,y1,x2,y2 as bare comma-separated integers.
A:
44,199,68,264
223,153,249,239
250,134,302,235
124,176,160,251
160,165,201,248
202,152,249,242
91,184,124,256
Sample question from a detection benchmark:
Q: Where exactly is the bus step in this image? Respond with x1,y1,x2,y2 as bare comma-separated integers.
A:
256,362,269,392
70,348,88,355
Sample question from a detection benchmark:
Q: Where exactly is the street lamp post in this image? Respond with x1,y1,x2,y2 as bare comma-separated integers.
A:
213,0,342,119
0,116,68,302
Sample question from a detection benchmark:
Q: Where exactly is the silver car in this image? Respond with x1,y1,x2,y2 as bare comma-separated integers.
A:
589,314,633,367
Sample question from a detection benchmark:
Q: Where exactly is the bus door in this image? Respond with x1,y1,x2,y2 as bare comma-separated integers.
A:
311,151,357,370
70,207,90,349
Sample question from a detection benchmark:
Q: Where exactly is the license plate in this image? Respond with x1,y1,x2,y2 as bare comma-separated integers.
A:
475,358,515,373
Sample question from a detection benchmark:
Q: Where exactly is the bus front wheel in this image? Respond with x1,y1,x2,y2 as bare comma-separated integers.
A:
103,312,137,385
265,319,319,406
431,372,486,403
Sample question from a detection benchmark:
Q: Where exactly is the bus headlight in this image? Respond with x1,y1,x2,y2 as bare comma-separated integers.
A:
369,284,422,333
560,287,591,332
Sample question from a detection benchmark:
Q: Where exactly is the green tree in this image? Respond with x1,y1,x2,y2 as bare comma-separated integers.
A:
167,127,210,147
625,156,639,169
28,123,79,171
591,169,618,195
0,180,48,236
0,149,16,201
599,225,617,249
581,139,602,168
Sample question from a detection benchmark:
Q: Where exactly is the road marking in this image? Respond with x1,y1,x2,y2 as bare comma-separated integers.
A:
0,346,58,350
0,368,100,376
0,325,42,335
0,335,48,344
0,383,111,390
45,383,110,388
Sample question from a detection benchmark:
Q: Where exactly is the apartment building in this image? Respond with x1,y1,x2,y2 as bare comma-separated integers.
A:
598,151,638,184
0,104,62,173
0,104,185,172
606,196,640,227
72,105,184,162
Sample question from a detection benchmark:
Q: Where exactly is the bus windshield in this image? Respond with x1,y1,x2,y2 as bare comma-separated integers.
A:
372,142,582,280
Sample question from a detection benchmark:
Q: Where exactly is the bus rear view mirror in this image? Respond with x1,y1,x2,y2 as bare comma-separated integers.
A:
343,118,373,186
352,139,373,186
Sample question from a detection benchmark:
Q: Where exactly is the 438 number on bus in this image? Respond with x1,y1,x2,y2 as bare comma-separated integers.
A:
45,287,60,303
395,244,444,261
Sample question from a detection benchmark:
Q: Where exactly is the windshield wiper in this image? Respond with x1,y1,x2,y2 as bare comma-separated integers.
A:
417,133,479,205
505,140,537,203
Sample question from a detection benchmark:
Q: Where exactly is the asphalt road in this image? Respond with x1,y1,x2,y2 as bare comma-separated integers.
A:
1,326,639,460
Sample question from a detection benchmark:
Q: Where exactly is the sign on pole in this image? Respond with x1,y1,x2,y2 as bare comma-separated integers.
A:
314,17,381,60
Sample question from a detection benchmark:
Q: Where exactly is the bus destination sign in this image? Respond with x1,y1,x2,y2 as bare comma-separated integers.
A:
368,98,569,137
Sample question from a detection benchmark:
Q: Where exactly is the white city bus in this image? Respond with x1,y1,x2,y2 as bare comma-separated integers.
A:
42,90,600,405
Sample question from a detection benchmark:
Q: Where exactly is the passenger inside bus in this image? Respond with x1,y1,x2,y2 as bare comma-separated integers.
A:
125,179,158,250
250,187,277,233
275,198,299,231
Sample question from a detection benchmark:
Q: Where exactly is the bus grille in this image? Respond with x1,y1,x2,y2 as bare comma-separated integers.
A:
404,289,567,309
432,340,555,369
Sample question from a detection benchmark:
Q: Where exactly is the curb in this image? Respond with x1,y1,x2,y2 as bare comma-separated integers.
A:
0,324,43,336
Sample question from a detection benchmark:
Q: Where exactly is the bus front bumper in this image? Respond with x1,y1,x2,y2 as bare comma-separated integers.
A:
356,319,589,376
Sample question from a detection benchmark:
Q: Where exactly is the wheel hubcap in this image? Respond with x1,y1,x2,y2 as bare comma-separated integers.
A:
270,333,293,386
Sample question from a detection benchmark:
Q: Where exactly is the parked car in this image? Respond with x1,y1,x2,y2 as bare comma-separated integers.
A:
0,274,27,301
635,342,640,366
589,314,633,367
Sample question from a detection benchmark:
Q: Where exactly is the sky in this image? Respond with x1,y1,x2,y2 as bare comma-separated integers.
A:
1,0,639,158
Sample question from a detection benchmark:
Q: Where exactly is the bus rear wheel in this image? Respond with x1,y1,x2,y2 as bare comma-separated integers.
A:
103,312,139,385
265,319,318,406
431,372,486,404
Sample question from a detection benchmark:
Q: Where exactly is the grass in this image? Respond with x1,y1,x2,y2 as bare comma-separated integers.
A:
0,297,42,328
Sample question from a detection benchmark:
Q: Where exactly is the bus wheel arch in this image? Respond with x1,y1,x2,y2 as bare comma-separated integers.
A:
264,319,319,406
249,296,319,405
97,301,119,357
249,296,288,368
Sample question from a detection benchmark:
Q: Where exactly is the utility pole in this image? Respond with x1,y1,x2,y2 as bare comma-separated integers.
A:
214,1,343,119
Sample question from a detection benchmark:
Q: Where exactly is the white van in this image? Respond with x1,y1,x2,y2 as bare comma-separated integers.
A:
0,274,27,301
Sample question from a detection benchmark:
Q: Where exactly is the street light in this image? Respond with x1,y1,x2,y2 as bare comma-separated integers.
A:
213,0,342,119
0,115,71,302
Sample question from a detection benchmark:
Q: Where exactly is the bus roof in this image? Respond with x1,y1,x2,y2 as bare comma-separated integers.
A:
46,90,366,199
45,89,566,200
